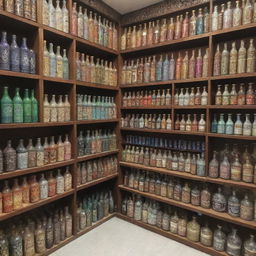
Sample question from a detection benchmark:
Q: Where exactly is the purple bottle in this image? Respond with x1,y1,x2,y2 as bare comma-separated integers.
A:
20,37,29,73
10,35,20,72
0,31,10,70
29,49,36,74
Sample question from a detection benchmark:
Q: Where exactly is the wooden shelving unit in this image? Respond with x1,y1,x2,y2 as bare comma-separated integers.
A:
0,1,120,254
1,0,256,255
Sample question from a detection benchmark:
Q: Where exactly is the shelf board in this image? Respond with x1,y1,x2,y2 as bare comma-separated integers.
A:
208,105,256,109
43,76,75,84
76,213,116,237
210,72,256,81
77,173,118,191
76,80,119,91
116,213,228,256
0,159,75,180
0,10,39,28
42,25,74,40
119,185,256,230
120,127,205,136
76,119,119,125
39,236,75,256
120,33,210,55
173,105,208,109
119,161,256,190
76,37,118,56
0,121,74,129
0,69,39,79
121,106,172,110
208,133,256,141
0,189,74,221
77,150,120,162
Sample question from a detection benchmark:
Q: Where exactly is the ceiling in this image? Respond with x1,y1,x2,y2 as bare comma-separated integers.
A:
103,0,163,14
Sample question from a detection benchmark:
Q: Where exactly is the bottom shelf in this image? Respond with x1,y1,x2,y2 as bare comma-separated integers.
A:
42,213,116,256
116,213,228,256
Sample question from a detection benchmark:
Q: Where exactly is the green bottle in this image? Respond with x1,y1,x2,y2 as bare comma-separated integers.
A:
23,89,32,123
13,88,23,123
31,89,38,122
1,86,13,123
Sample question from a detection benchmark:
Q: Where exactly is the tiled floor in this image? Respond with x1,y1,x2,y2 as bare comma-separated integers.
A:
52,217,209,256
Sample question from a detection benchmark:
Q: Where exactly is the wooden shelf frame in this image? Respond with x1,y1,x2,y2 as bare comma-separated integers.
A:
1,0,256,255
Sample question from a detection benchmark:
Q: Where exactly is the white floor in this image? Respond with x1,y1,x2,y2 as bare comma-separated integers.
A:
52,217,209,256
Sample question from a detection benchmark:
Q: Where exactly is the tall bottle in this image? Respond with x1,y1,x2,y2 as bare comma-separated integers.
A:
23,88,32,123
0,31,10,70
1,86,13,123
10,34,20,72
20,37,30,73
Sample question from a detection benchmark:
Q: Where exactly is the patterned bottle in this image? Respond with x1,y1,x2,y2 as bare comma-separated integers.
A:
10,34,20,72
1,86,13,123
23,88,32,123
0,31,10,70
20,37,30,73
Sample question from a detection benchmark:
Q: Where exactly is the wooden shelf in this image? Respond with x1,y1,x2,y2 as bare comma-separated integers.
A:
77,150,120,162
121,106,172,110
76,80,119,91
119,161,256,190
0,69,39,79
208,133,256,141
42,25,74,40
116,213,228,256
76,37,118,56
121,127,205,136
0,10,39,28
210,72,256,81
77,174,118,191
173,105,208,109
0,189,74,221
43,76,74,84
119,185,256,230
0,159,75,180
76,119,119,125
120,33,210,55
208,105,256,109
0,121,74,129
76,213,116,237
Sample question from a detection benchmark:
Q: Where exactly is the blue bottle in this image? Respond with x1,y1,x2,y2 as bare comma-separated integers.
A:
162,54,169,81
196,8,204,35
211,114,218,133
29,49,36,74
20,37,30,73
10,35,20,72
156,55,163,81
0,31,10,70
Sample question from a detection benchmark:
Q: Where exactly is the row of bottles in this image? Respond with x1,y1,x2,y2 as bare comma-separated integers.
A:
174,86,208,106
122,196,256,255
214,39,255,76
0,135,72,173
121,113,172,130
70,2,117,50
77,95,117,121
215,83,255,105
43,40,69,79
123,169,255,221
0,204,72,255
209,143,256,183
43,94,71,123
122,145,206,176
43,0,69,33
77,129,117,157
0,87,38,124
0,0,37,20
121,49,208,85
121,7,209,50
211,0,256,31
211,113,256,136
124,134,205,152
122,88,172,107
76,52,117,86
175,113,206,132
0,32,36,74
77,188,115,232
0,168,72,214
77,156,118,186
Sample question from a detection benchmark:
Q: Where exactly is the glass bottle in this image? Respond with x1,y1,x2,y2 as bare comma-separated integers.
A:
3,140,16,172
0,229,9,255
10,34,20,72
238,40,247,73
196,8,204,35
1,86,13,124
243,0,253,24
10,227,23,256
223,1,233,29
212,187,226,212
228,190,240,217
213,44,221,76
213,225,226,251
20,37,29,73
56,169,64,194
247,39,255,73
240,194,253,220
35,223,46,253
221,43,229,75
209,151,219,178
244,235,256,255
226,228,242,256
187,216,200,242
0,31,10,70
16,139,28,169
233,1,242,26
200,223,213,247
212,6,218,31
23,88,32,123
